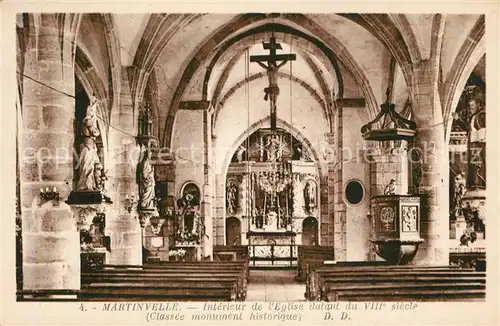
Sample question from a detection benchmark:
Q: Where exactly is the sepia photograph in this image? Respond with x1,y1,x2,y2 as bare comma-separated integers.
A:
2,3,499,325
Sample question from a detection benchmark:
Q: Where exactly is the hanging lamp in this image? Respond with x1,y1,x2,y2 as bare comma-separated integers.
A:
361,89,417,141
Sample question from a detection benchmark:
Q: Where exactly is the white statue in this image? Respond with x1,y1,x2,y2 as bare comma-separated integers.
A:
137,148,156,210
76,95,101,191
304,181,316,209
226,182,238,215
384,179,396,195
266,134,282,162
452,173,466,219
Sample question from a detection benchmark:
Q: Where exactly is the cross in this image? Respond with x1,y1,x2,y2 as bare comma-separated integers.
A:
250,37,296,130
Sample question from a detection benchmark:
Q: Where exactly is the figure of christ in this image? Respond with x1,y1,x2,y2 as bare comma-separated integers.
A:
256,61,287,128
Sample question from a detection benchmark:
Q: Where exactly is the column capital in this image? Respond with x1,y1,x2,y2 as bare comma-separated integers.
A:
324,132,335,145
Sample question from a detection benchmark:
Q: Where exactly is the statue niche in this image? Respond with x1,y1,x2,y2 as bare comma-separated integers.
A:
176,183,201,235
226,179,239,216
303,179,317,214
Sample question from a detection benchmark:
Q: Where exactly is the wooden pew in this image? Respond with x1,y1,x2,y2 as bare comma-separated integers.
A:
296,246,335,281
81,276,242,301
80,284,237,301
101,260,249,288
306,263,486,302
332,288,486,302
83,261,248,301
19,261,249,302
318,274,485,301
99,260,249,279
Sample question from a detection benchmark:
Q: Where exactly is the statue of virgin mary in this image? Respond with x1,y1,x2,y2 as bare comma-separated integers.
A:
137,147,156,210
76,95,101,191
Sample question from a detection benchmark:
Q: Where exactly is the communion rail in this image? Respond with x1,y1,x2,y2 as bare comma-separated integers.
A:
248,244,298,267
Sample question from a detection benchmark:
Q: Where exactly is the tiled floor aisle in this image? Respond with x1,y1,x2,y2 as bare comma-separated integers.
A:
246,269,306,301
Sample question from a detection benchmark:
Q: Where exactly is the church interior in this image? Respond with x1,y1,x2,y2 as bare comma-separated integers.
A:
15,13,488,302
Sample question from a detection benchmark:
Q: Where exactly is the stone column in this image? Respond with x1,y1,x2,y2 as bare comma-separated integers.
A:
20,14,79,291
105,67,142,265
201,109,213,259
214,174,226,245
330,102,347,260
321,133,335,248
411,60,449,265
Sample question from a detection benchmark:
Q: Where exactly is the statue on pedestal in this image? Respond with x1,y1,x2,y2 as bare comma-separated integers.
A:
265,134,282,162
466,97,486,189
303,180,317,211
452,173,466,219
226,181,238,215
77,95,101,191
136,147,156,210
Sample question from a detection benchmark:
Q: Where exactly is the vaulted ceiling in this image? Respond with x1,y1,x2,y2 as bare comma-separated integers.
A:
68,13,485,147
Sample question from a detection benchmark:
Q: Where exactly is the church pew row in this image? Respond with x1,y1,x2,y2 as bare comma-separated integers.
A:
300,259,394,282
306,265,486,302
84,267,247,301
295,246,335,281
298,248,487,282
331,289,486,302
100,261,249,291
304,262,466,299
308,267,483,300
18,261,249,302
101,260,250,281
82,271,246,300
79,285,237,301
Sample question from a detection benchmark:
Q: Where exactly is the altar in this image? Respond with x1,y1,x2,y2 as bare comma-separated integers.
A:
225,128,320,266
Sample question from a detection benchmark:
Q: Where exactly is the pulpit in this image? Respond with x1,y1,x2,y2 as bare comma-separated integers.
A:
370,195,423,264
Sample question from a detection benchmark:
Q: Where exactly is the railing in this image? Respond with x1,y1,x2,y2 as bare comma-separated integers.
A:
248,244,298,267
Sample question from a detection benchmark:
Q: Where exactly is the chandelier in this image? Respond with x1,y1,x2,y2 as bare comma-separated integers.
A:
257,162,292,196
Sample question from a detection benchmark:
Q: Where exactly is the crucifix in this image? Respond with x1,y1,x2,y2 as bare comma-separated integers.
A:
250,36,296,130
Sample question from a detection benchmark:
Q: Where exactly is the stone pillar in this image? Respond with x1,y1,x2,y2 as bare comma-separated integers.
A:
214,174,226,245
331,103,347,260
20,14,79,290
105,67,142,265
24,195,80,292
411,60,449,265
322,133,335,248
201,109,213,259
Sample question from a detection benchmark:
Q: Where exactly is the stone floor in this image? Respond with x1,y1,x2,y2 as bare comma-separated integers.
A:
246,269,306,301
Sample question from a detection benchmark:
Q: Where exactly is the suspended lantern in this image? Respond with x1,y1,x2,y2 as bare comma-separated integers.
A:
361,89,417,141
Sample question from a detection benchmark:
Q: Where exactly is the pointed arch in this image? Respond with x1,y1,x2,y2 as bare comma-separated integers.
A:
221,117,325,179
